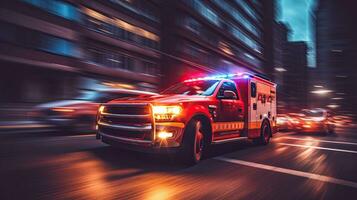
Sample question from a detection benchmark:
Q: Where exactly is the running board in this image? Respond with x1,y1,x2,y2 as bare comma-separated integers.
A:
212,137,248,144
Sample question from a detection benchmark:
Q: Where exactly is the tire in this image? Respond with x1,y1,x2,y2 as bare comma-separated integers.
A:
254,120,271,145
180,119,206,165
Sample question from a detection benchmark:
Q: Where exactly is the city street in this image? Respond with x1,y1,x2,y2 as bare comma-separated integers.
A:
1,128,357,199
1,0,357,199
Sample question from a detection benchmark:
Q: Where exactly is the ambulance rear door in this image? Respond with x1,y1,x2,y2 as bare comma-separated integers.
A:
248,79,259,138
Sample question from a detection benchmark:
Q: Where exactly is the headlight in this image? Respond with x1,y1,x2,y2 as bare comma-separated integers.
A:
98,105,105,114
152,106,182,120
153,106,182,115
157,131,174,139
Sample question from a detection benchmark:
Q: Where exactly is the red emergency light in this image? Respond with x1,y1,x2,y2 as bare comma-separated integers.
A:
183,72,252,82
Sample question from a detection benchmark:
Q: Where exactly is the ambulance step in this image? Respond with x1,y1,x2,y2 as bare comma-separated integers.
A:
212,137,248,144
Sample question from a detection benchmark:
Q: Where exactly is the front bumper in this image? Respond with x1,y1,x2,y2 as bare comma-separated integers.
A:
96,103,186,151
100,133,181,154
97,122,185,149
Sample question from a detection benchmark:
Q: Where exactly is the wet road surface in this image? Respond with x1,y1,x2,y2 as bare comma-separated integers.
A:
1,128,357,199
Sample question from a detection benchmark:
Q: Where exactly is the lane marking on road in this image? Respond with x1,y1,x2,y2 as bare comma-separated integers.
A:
280,136,357,146
277,142,357,154
215,157,357,189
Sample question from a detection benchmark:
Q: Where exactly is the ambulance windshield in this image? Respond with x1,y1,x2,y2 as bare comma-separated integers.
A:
161,80,220,96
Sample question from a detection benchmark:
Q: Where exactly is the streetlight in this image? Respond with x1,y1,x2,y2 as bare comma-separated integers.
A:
327,104,339,109
332,97,344,100
310,89,333,95
274,67,287,72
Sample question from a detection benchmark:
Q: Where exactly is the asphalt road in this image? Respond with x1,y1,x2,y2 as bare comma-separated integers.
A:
1,128,357,200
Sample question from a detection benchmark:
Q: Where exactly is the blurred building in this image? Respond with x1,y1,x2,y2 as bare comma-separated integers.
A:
314,0,357,116
272,21,309,113
261,0,276,79
159,0,274,86
0,0,276,104
281,41,308,111
273,22,289,74
0,0,160,105
272,21,290,113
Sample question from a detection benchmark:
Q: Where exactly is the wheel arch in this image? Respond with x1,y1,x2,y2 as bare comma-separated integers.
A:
185,113,213,145
262,118,272,137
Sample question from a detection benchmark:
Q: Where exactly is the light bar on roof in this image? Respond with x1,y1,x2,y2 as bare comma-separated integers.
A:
183,72,251,82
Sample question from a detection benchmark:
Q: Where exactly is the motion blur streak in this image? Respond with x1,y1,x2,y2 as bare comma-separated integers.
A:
280,137,357,146
215,157,357,189
40,152,111,199
278,143,357,154
1,0,357,199
3,128,357,199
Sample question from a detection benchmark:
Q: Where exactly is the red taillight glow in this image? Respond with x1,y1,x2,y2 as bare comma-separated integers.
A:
291,120,300,124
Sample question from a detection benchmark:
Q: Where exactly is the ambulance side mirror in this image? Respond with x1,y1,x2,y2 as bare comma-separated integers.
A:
223,90,237,99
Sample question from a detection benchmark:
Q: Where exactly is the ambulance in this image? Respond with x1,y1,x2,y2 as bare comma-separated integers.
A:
96,72,277,164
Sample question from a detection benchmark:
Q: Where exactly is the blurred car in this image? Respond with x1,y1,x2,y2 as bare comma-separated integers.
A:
299,109,335,134
332,115,353,127
30,88,157,132
277,114,293,131
286,113,305,131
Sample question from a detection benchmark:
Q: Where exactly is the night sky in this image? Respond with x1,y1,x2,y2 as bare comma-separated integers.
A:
278,0,316,67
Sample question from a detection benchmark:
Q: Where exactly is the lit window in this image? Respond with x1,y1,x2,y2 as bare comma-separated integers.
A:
83,7,159,50
22,0,81,22
109,0,159,22
212,0,261,38
0,21,80,58
183,0,220,27
234,0,261,22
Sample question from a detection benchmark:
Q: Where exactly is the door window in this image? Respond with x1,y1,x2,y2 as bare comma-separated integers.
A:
251,82,257,98
218,81,238,99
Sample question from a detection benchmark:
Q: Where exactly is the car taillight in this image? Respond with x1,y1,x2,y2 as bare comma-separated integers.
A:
291,120,300,124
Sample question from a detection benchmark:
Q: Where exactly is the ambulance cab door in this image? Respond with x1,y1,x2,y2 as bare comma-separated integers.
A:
249,80,259,137
215,81,243,137
216,81,240,122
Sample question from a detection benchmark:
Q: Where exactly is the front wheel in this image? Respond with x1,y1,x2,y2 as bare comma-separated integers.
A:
180,119,205,165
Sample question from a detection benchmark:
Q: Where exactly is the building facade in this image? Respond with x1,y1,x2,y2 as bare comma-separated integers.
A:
0,0,275,104
159,0,274,87
272,21,290,113
0,0,161,104
314,0,357,116
272,21,309,113
281,41,308,111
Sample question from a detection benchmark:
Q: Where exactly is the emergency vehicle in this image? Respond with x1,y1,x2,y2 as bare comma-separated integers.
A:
96,72,277,164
